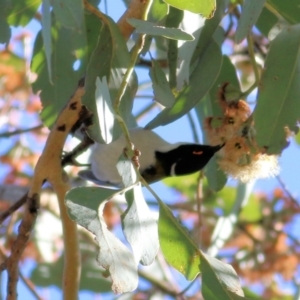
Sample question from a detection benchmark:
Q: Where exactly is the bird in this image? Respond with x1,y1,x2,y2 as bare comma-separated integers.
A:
79,128,224,188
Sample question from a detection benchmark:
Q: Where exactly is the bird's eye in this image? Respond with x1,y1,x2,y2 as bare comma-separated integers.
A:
192,151,203,155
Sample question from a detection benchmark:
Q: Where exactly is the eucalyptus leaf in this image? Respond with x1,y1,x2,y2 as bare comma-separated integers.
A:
65,187,138,293
149,59,176,107
158,200,200,280
256,7,278,37
31,21,85,127
267,0,300,24
52,0,84,30
235,0,266,43
146,40,222,129
127,18,194,41
148,0,169,22
7,0,41,27
0,0,11,44
30,251,112,292
254,24,300,154
122,184,159,265
201,252,247,300
41,0,52,83
163,0,216,17
166,7,184,89
83,17,137,143
95,77,114,144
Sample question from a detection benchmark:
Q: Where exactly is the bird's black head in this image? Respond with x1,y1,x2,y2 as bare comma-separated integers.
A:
155,143,223,177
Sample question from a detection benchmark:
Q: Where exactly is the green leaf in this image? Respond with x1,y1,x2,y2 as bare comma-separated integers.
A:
95,77,115,144
235,0,266,43
31,250,112,292
255,7,278,37
127,18,194,41
166,7,184,89
122,184,159,265
65,187,138,293
31,21,84,127
52,0,84,30
146,40,222,129
158,200,200,280
7,0,41,27
201,252,247,300
83,17,137,143
254,24,300,154
148,0,169,22
163,0,216,17
41,0,52,83
149,59,176,107
191,0,227,65
0,0,11,44
267,0,300,24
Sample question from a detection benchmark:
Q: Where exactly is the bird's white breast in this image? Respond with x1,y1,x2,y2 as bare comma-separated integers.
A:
90,128,176,184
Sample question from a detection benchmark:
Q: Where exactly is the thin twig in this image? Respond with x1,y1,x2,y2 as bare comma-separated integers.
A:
187,111,199,144
18,271,43,300
196,171,204,247
0,125,43,138
277,176,300,208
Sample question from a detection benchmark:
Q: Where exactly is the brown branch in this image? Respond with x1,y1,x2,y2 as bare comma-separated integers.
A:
117,0,152,41
5,78,92,300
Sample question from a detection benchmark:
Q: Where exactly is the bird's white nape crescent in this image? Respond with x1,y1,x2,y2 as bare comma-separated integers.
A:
78,128,223,187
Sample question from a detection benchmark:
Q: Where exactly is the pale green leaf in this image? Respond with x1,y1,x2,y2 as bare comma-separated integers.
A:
201,252,247,300
148,0,169,22
0,0,11,44
254,24,300,154
149,59,176,107
158,200,200,280
83,17,137,143
31,23,84,127
256,7,278,37
267,0,300,24
127,18,194,41
65,187,138,293
146,40,222,129
163,0,216,17
31,251,112,292
235,0,266,43
191,0,227,65
166,7,184,89
7,0,41,27
52,0,84,30
41,0,52,83
95,77,114,144
122,184,159,265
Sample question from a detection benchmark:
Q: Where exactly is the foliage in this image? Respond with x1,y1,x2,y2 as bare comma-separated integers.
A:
1,0,300,299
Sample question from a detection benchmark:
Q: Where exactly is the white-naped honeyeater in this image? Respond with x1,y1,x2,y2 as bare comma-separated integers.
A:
79,128,224,187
